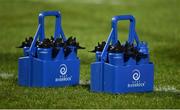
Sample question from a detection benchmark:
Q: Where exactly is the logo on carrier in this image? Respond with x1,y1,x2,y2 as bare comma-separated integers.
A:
55,64,72,82
59,64,67,75
127,69,145,88
132,69,141,81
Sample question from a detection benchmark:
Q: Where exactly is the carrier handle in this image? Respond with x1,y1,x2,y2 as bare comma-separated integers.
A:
101,15,140,61
38,11,66,41
29,11,66,56
111,15,139,44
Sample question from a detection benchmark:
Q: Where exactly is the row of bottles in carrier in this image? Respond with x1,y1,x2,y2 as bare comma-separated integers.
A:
18,36,85,60
91,40,150,66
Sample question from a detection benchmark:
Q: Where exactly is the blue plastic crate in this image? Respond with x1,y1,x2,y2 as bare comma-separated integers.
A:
90,15,154,93
18,11,80,87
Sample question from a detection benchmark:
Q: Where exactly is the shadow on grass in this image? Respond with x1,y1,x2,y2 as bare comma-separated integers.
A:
78,84,90,91
130,90,180,99
74,83,180,99
152,91,180,99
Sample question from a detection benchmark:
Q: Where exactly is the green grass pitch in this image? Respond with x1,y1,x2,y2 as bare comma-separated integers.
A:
0,0,179,108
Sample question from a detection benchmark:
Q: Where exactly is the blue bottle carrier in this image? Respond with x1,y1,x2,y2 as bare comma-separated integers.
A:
18,11,81,87
90,15,154,93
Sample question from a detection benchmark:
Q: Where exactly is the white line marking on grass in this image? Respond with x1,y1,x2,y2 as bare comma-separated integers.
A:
0,72,14,79
155,85,180,93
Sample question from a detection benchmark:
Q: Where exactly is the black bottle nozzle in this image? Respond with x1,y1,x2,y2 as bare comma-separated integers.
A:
90,41,106,52
38,38,54,48
108,40,123,53
17,36,33,48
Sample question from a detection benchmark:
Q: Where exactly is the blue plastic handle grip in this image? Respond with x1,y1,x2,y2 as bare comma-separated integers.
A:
111,15,136,44
38,11,66,41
